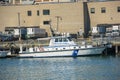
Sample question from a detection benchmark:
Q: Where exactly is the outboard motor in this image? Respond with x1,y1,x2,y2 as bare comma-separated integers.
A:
15,48,20,54
10,46,15,54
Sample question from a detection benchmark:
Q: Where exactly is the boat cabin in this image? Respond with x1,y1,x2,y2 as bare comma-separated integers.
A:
49,36,77,46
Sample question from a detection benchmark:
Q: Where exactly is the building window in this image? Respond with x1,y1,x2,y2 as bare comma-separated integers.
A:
27,11,32,16
43,21,50,25
37,10,39,16
101,7,106,13
90,8,95,14
43,9,50,15
117,6,120,12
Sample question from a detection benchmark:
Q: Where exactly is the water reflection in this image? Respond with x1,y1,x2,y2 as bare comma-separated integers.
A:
0,56,120,80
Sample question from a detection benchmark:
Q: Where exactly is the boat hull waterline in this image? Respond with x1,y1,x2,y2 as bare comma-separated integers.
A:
0,51,9,58
18,47,105,58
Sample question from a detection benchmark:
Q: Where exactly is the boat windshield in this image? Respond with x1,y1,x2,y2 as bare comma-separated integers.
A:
55,38,68,42
68,37,72,41
49,36,76,46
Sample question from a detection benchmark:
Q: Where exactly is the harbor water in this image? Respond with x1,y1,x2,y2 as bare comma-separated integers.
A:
0,56,120,80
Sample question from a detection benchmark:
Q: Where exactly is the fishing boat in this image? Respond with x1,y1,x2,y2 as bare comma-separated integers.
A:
0,51,9,58
17,36,106,58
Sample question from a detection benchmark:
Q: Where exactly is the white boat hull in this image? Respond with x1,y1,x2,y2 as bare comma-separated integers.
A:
19,50,74,58
78,47,105,56
0,51,9,58
18,47,105,58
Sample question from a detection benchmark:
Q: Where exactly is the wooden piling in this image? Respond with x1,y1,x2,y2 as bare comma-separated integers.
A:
115,45,118,54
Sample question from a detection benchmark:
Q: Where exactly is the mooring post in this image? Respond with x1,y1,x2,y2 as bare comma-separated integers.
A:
115,45,118,55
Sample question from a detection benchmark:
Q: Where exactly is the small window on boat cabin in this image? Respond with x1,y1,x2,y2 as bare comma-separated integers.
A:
68,37,72,41
63,38,68,42
55,38,63,42
55,38,59,42
55,38,69,42
59,38,62,42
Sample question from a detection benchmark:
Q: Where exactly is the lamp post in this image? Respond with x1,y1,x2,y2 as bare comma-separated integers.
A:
18,12,21,41
18,12,23,53
55,16,62,33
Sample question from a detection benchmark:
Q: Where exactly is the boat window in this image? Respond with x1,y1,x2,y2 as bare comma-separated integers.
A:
55,38,59,42
63,48,65,49
59,38,62,42
68,37,72,41
55,38,69,42
62,38,68,42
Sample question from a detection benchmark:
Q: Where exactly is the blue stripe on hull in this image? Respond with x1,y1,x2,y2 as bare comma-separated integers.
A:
72,50,79,57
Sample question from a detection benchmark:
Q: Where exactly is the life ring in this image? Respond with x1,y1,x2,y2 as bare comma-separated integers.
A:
39,47,44,52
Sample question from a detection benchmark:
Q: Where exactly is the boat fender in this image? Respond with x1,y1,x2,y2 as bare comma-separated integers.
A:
39,47,44,52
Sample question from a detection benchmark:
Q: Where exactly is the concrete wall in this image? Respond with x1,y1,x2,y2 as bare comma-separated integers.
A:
0,2,84,36
39,3,84,35
0,5,40,31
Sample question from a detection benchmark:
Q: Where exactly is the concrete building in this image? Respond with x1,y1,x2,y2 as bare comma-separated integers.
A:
0,1,120,37
88,1,120,27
